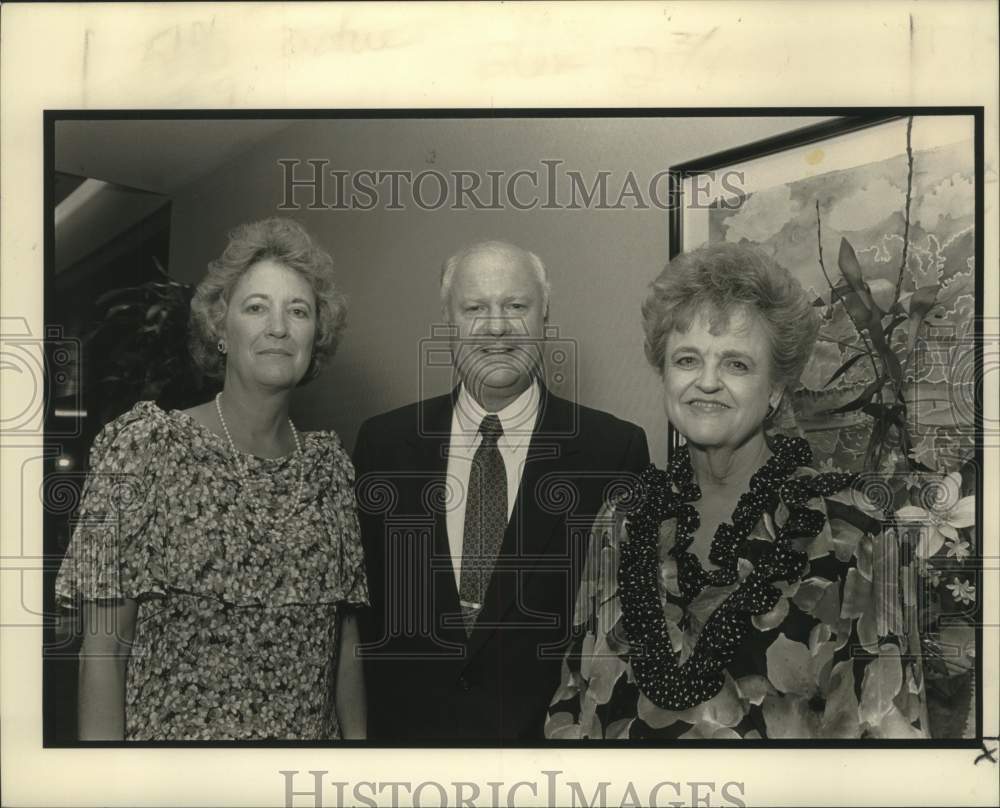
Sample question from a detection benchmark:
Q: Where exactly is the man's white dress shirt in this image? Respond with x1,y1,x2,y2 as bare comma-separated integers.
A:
445,381,541,591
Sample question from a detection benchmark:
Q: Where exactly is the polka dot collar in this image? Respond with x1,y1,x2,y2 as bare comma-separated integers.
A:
617,434,855,710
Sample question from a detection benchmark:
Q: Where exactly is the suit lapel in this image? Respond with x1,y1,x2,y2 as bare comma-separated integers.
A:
409,391,466,647
466,388,581,658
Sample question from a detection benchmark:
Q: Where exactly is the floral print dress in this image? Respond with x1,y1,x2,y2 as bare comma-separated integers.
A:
55,401,368,740
546,435,928,740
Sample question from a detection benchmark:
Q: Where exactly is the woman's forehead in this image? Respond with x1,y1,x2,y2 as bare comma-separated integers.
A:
232,259,313,298
672,303,765,339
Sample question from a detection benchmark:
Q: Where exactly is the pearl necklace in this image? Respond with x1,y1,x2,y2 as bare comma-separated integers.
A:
215,392,305,529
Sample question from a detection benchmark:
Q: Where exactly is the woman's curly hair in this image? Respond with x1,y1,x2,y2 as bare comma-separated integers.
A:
189,218,346,385
641,241,819,387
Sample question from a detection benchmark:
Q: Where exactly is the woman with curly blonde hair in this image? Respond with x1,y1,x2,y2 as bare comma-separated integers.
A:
56,218,368,740
547,242,928,740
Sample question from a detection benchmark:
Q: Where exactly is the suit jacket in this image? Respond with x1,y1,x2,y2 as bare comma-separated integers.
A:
352,386,649,742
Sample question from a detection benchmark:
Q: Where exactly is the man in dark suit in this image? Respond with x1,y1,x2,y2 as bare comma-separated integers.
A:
353,241,649,741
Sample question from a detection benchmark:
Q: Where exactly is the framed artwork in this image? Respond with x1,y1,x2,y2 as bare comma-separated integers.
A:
668,113,982,739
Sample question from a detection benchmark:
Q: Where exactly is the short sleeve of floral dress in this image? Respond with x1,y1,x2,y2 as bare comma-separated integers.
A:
55,401,369,740
545,436,929,740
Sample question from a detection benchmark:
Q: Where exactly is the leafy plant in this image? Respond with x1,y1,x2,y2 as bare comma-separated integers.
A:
83,258,214,424
810,117,978,737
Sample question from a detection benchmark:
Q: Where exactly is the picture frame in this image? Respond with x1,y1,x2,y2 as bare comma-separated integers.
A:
667,111,984,740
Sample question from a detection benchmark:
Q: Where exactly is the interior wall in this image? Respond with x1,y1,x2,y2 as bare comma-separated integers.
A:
167,116,829,465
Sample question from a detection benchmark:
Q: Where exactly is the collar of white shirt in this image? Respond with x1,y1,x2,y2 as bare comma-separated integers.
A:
451,380,541,452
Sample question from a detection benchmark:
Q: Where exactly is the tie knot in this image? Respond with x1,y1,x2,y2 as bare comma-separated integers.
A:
479,414,503,445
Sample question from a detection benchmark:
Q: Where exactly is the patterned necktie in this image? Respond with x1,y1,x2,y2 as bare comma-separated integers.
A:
458,414,507,634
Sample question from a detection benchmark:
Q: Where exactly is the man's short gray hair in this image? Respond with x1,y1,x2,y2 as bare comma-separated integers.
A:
440,240,551,316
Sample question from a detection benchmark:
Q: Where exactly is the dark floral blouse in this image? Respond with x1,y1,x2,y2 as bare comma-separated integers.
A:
546,437,928,740
55,401,368,741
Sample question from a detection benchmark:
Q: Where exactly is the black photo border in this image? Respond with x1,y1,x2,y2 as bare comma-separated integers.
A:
43,106,987,752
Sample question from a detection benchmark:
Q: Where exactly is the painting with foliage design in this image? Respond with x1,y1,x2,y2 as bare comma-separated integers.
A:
672,115,980,739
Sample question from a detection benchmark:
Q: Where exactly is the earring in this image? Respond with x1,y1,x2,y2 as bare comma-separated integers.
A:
766,403,776,419
217,340,227,354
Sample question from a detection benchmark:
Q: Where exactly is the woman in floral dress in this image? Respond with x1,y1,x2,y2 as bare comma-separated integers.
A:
56,218,368,740
546,242,928,739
